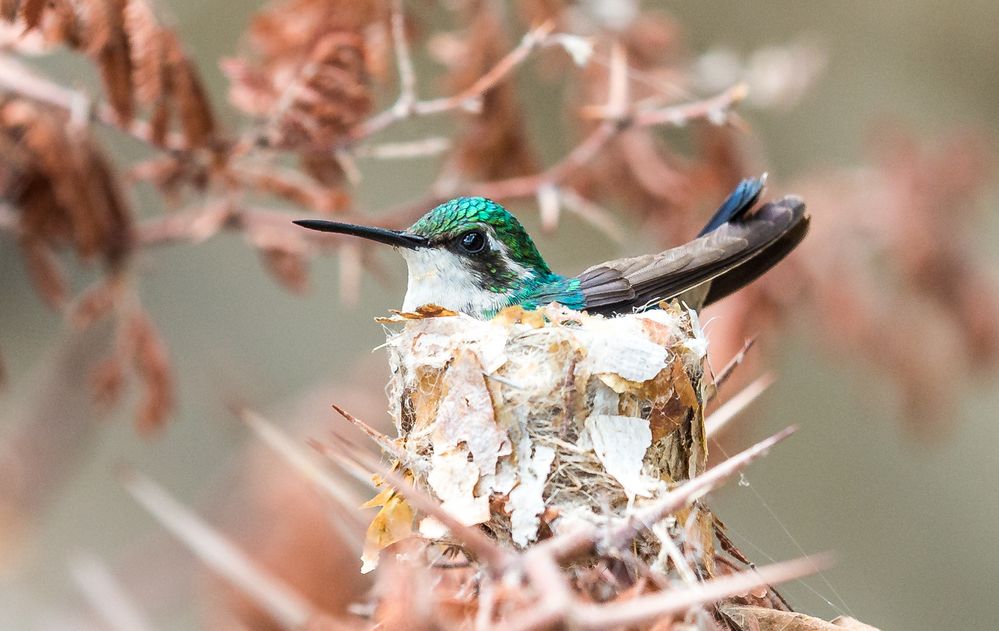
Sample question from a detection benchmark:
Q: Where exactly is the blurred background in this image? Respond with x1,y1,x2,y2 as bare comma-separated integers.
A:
1,0,997,629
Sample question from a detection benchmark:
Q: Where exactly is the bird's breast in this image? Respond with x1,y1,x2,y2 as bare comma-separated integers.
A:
400,249,509,318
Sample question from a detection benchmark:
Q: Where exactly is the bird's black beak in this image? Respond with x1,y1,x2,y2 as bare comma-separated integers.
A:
293,219,429,250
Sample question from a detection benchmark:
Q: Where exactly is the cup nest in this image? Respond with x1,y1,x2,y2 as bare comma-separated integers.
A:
365,302,713,574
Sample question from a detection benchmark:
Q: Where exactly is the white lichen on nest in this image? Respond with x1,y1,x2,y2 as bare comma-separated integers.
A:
365,302,710,571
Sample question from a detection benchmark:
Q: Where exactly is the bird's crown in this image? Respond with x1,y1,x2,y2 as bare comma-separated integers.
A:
408,197,552,275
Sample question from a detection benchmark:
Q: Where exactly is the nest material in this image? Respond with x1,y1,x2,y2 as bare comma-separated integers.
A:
366,303,714,573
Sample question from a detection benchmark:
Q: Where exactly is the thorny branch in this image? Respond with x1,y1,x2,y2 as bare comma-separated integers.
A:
117,408,823,630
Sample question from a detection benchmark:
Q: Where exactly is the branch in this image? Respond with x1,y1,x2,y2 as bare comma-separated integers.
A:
455,82,748,203
68,553,154,631
237,408,367,549
348,21,556,143
0,55,187,150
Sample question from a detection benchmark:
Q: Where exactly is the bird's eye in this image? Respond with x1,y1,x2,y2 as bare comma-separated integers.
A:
457,230,487,254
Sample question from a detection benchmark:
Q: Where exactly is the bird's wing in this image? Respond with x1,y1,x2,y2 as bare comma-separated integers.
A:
576,196,808,314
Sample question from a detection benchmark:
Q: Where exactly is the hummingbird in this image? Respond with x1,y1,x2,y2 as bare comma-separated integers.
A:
293,176,808,319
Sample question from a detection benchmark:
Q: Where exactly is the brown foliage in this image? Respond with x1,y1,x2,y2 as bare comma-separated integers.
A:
0,96,133,276
264,32,373,150
126,309,174,432
225,0,383,149
2,0,216,147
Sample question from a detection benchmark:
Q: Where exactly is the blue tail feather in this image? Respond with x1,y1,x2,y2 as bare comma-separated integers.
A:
697,174,767,237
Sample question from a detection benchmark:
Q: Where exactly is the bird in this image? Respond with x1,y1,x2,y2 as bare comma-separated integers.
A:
293,176,808,319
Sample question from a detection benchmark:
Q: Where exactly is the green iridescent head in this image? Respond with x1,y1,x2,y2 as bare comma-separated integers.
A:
406,197,551,276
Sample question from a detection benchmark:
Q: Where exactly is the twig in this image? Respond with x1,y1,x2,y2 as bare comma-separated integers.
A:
331,403,406,461
558,187,626,243
708,336,759,402
567,553,833,629
0,203,18,234
389,0,417,114
119,468,318,629
605,425,796,552
634,82,749,127
503,549,576,631
705,373,776,439
353,136,451,160
350,21,556,142
452,82,746,205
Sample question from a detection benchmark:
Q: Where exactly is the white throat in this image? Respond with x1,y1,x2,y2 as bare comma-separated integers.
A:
399,249,509,318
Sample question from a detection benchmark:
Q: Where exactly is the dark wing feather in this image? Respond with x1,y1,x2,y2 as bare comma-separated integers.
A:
576,196,808,314
697,175,766,236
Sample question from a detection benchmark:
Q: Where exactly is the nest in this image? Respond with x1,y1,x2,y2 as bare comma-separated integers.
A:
364,302,715,574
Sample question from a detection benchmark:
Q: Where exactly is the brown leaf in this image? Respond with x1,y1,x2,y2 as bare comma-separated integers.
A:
2,96,135,271
1,0,18,22
126,310,174,433
80,0,135,122
163,30,215,149
228,0,384,151
19,0,47,30
259,245,310,294
124,0,166,104
124,0,176,147
265,31,372,150
19,237,68,309
361,490,414,573
39,0,80,47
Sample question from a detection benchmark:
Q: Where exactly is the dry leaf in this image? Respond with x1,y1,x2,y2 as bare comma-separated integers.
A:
126,310,174,432
361,490,414,573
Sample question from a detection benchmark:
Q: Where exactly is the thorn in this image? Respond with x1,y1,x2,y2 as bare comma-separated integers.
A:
330,403,406,461
119,469,316,629
705,373,776,439
606,40,629,121
706,335,758,404
237,408,366,546
568,552,834,629
601,425,797,553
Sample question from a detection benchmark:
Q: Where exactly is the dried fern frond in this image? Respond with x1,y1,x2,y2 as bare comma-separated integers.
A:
263,31,373,150
0,96,134,280
1,0,217,148
226,0,383,147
